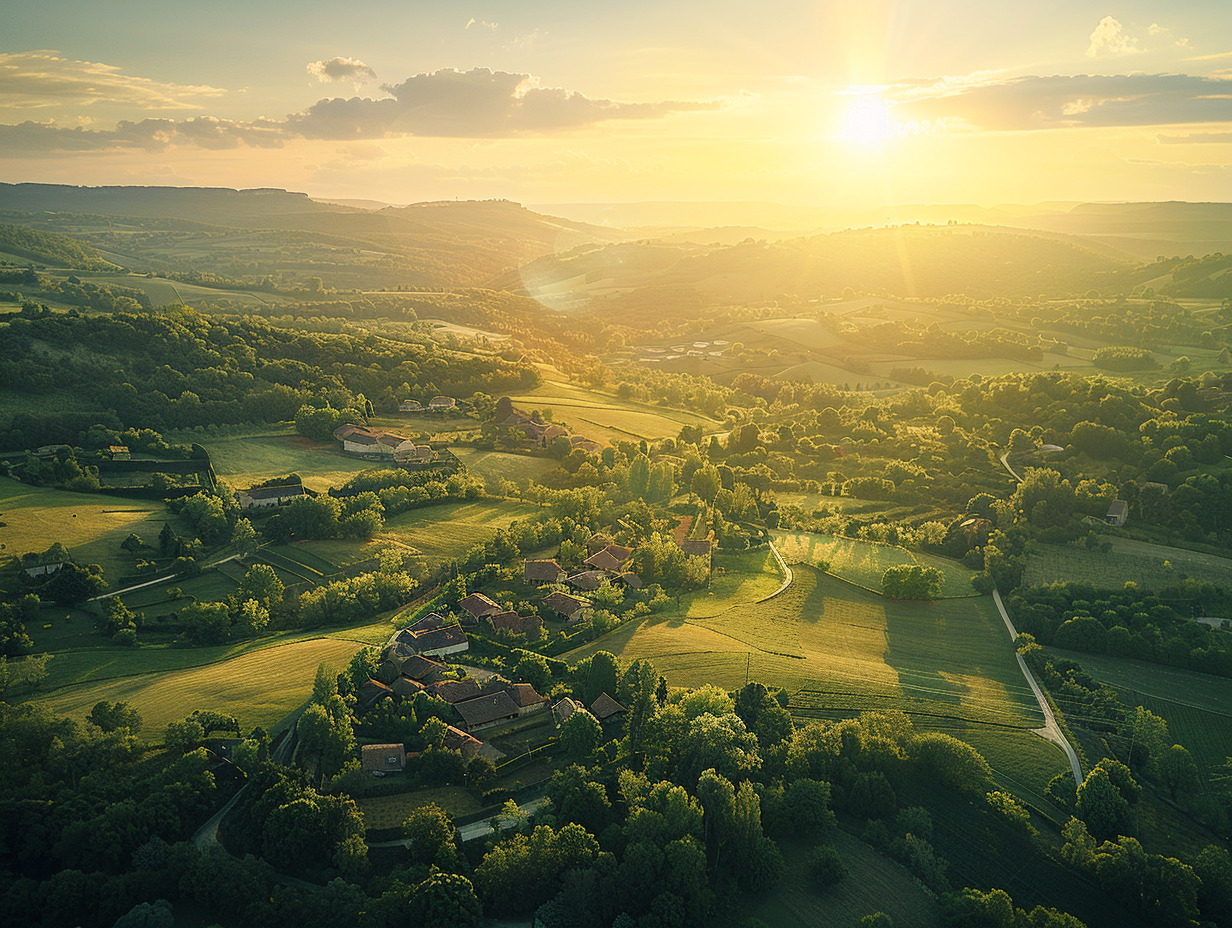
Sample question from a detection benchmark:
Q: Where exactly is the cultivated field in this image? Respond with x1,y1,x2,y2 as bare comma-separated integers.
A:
0,476,187,581
510,378,719,443
774,530,977,597
1047,648,1232,778
1023,535,1232,590
33,635,364,732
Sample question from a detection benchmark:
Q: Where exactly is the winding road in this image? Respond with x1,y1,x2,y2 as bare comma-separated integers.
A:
992,587,1083,787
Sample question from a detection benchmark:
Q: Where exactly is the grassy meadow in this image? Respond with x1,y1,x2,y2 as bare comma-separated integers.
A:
511,378,719,443
377,498,539,569
1023,535,1232,590
193,426,373,492
774,530,977,597
0,476,187,581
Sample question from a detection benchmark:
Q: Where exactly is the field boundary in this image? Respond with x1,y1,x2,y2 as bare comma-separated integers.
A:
757,539,793,602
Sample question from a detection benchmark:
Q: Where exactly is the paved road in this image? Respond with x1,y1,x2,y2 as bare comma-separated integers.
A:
89,552,243,603
992,587,1083,787
760,539,793,602
999,451,1023,483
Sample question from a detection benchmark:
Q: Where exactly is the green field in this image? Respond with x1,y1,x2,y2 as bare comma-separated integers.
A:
774,530,976,597
1047,648,1232,778
450,448,561,486
1024,536,1232,590
196,427,373,492
511,378,719,443
0,476,187,581
379,498,539,568
570,566,1043,730
676,547,785,618
32,635,365,732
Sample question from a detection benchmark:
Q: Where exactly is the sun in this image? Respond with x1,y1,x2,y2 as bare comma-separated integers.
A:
839,94,897,145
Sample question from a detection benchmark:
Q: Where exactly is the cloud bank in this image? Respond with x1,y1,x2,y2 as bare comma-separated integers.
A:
0,50,224,110
894,72,1232,131
0,66,718,153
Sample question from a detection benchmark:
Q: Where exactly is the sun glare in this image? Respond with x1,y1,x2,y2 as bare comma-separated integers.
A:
840,95,897,145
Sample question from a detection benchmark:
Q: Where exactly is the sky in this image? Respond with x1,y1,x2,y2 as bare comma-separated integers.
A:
2,0,1232,210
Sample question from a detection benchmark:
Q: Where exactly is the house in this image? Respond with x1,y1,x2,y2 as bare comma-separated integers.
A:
108,445,131,461
524,558,565,585
23,561,65,578
551,697,586,726
584,549,624,572
488,611,522,634
391,675,425,698
399,399,423,412
333,424,410,457
507,683,548,715
542,591,592,623
236,483,307,510
585,533,613,555
567,570,606,593
679,539,712,558
443,725,506,764
1105,500,1129,527
458,592,502,623
453,691,522,732
376,659,402,685
361,743,407,776
358,678,394,707
589,692,626,722
425,678,482,704
614,571,643,590
398,654,449,684
406,624,469,659
572,438,604,454
404,612,448,634
429,395,456,410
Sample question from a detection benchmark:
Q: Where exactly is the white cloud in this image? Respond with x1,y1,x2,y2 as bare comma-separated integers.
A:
465,18,498,30
1147,23,1190,48
306,57,377,85
0,50,224,110
1086,17,1141,59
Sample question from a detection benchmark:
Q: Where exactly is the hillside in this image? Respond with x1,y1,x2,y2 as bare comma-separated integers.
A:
0,222,119,271
0,186,623,289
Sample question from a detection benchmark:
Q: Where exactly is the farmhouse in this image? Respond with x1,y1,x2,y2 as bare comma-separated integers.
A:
615,571,643,590
585,533,614,555
458,592,502,622
453,690,522,732
542,591,592,623
443,725,505,764
399,399,423,412
524,558,565,584
332,424,410,457
360,743,406,776
425,678,482,704
391,675,425,698
552,697,586,726
398,654,448,684
406,624,469,659
1105,500,1129,527
358,678,394,708
236,483,307,510
567,570,606,592
487,610,541,636
429,395,457,410
584,548,625,572
589,692,626,722
107,445,131,461
484,680,548,716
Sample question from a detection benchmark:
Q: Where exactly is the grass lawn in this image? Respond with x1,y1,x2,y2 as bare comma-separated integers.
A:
774,530,976,597
450,448,560,486
378,499,538,569
1023,535,1232,590
0,476,188,581
197,427,373,492
672,547,785,619
31,636,364,733
358,786,483,831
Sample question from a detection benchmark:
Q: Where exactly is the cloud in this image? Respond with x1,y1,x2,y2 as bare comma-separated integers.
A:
892,72,1232,131
306,56,377,85
1147,23,1189,48
465,18,498,30
1087,16,1140,58
1157,131,1232,144
0,50,224,110
0,67,720,154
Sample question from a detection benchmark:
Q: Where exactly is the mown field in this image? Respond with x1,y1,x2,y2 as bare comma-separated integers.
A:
571,566,1043,729
450,448,560,486
774,530,976,597
32,635,365,733
194,427,373,492
674,547,785,619
1046,648,1232,778
510,378,719,443
0,476,187,581
1023,535,1232,590
377,498,539,569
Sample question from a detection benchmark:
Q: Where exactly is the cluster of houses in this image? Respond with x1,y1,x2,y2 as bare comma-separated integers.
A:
493,397,604,454
524,532,646,602
398,396,458,413
330,424,459,471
